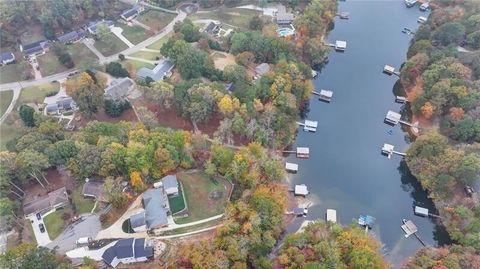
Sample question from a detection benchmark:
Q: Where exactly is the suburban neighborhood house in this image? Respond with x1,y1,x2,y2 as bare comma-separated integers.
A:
82,179,107,202
275,5,294,25
129,188,170,232
101,238,154,268
57,30,86,45
104,77,135,100
87,20,114,35
20,40,50,58
22,187,69,217
43,94,77,115
136,59,174,81
0,51,15,65
121,5,144,22
161,175,179,196
202,21,221,36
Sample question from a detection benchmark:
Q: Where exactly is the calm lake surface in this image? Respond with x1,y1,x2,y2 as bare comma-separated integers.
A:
287,0,450,266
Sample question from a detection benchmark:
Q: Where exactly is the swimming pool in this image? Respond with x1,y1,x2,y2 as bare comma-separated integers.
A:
277,28,294,37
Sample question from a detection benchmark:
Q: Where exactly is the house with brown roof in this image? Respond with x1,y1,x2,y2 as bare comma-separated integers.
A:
23,187,69,217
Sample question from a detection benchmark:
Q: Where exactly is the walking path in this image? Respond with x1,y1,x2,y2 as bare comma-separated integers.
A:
111,27,135,48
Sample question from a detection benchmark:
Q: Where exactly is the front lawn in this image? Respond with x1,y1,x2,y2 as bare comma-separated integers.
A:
0,90,13,118
0,60,32,84
121,59,155,71
67,43,98,66
119,25,153,44
137,9,176,32
130,50,160,61
174,171,232,224
37,52,68,76
94,34,129,57
18,82,60,105
146,33,172,50
189,7,263,29
43,208,68,240
0,123,23,150
72,187,98,215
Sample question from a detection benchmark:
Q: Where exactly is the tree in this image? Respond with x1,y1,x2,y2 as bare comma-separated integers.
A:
432,22,465,46
105,62,129,77
421,101,435,119
173,19,200,42
143,81,175,109
118,53,125,61
67,72,103,118
52,43,74,68
162,39,206,79
0,244,65,269
16,149,50,188
136,106,158,128
0,198,19,228
46,140,78,166
104,177,128,208
96,24,111,41
249,15,264,30
235,51,255,67
467,31,480,49
68,144,102,179
130,171,146,192
19,105,35,127
104,99,131,117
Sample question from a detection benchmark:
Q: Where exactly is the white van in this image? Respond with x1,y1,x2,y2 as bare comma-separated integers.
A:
76,237,92,245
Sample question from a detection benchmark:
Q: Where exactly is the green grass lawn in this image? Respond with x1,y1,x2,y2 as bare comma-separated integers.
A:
0,90,13,118
174,171,231,224
130,50,160,61
18,83,60,105
146,33,172,50
121,59,155,71
189,7,262,29
0,123,23,150
67,43,98,66
94,34,129,57
43,208,68,240
168,184,185,214
137,9,176,32
0,61,31,84
119,25,152,45
72,187,98,214
37,52,68,76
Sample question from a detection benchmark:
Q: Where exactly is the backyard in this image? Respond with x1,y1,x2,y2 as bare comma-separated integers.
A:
168,184,185,214
0,90,13,117
189,7,263,29
119,25,153,44
137,9,176,32
121,59,155,72
43,208,69,240
174,171,232,224
36,52,68,76
94,34,129,56
72,187,99,215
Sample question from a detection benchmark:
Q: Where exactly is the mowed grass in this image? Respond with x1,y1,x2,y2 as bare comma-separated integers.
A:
174,171,231,224
147,33,172,50
94,33,129,56
130,50,160,61
67,43,98,66
0,90,13,118
168,184,185,214
137,9,176,32
43,208,68,240
121,59,155,71
18,82,60,105
0,122,23,150
37,52,68,76
189,7,262,29
72,187,98,215
119,25,153,44
0,60,31,84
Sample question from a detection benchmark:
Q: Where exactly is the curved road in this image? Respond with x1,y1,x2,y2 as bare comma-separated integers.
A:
0,8,187,123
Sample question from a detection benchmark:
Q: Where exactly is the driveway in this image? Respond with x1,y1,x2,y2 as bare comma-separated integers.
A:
27,214,52,247
66,241,117,261
47,214,101,254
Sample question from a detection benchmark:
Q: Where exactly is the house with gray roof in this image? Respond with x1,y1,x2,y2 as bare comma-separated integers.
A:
82,179,106,202
104,77,135,101
87,20,114,35
130,211,147,232
121,5,143,22
0,52,15,65
23,187,69,217
20,40,50,58
162,175,179,196
43,96,77,115
129,188,170,231
57,30,86,44
255,63,270,77
137,59,174,82
275,5,294,25
102,238,153,268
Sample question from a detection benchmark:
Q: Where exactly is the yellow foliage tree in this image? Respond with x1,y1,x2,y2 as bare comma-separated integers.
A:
449,107,464,121
66,72,94,95
421,102,435,119
218,95,235,116
130,171,146,192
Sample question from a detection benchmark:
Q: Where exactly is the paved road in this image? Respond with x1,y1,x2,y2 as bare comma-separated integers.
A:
47,214,101,254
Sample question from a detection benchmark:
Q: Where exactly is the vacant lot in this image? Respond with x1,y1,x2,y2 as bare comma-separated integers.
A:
44,208,69,240
130,50,160,61
137,9,176,32
94,34,129,56
67,43,98,66
119,25,153,44
174,171,231,224
0,90,13,118
37,52,68,76
147,33,172,50
189,7,262,29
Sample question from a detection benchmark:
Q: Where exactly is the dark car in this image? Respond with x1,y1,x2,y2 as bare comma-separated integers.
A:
36,212,41,220
39,223,45,233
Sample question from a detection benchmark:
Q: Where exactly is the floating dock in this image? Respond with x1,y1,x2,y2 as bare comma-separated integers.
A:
381,143,406,159
396,96,407,103
326,209,337,223
414,206,441,218
401,219,418,238
417,16,427,24
296,147,310,158
319,90,333,102
383,65,400,76
335,40,347,51
337,12,350,19
285,162,299,173
311,70,318,78
298,120,318,132
294,184,309,197
385,110,402,125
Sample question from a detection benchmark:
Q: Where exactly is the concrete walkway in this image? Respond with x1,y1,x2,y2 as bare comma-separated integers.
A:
155,224,222,239
111,27,135,48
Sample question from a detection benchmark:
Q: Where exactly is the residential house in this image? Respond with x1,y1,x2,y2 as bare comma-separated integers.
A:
0,52,15,65
102,238,154,268
129,188,170,232
202,21,221,35
20,40,50,58
103,77,135,101
87,20,114,35
255,63,270,77
121,5,143,22
136,59,174,82
23,187,69,217
275,5,294,25
43,92,77,115
57,30,86,44
162,175,179,196
82,179,106,202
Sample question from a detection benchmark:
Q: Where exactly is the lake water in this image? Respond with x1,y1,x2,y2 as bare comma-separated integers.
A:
286,0,450,266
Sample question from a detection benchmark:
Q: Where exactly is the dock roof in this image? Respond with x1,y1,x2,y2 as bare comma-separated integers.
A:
285,162,298,171
386,110,401,122
294,184,308,196
319,89,333,98
296,147,309,154
255,63,270,76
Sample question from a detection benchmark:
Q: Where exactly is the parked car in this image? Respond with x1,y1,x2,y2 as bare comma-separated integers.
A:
36,212,41,220
39,223,45,233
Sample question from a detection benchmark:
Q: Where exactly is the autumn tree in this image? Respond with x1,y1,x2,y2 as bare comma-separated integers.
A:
130,171,146,193
66,72,103,118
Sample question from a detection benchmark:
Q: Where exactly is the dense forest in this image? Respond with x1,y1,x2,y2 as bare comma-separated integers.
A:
402,0,480,266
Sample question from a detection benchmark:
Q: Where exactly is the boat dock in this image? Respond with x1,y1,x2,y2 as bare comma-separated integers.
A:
297,120,318,132
336,12,350,19
385,111,418,129
324,40,347,51
285,162,299,173
401,219,427,246
292,184,309,197
326,209,337,223
383,65,400,76
395,96,407,103
282,147,310,158
414,206,441,218
381,143,406,158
